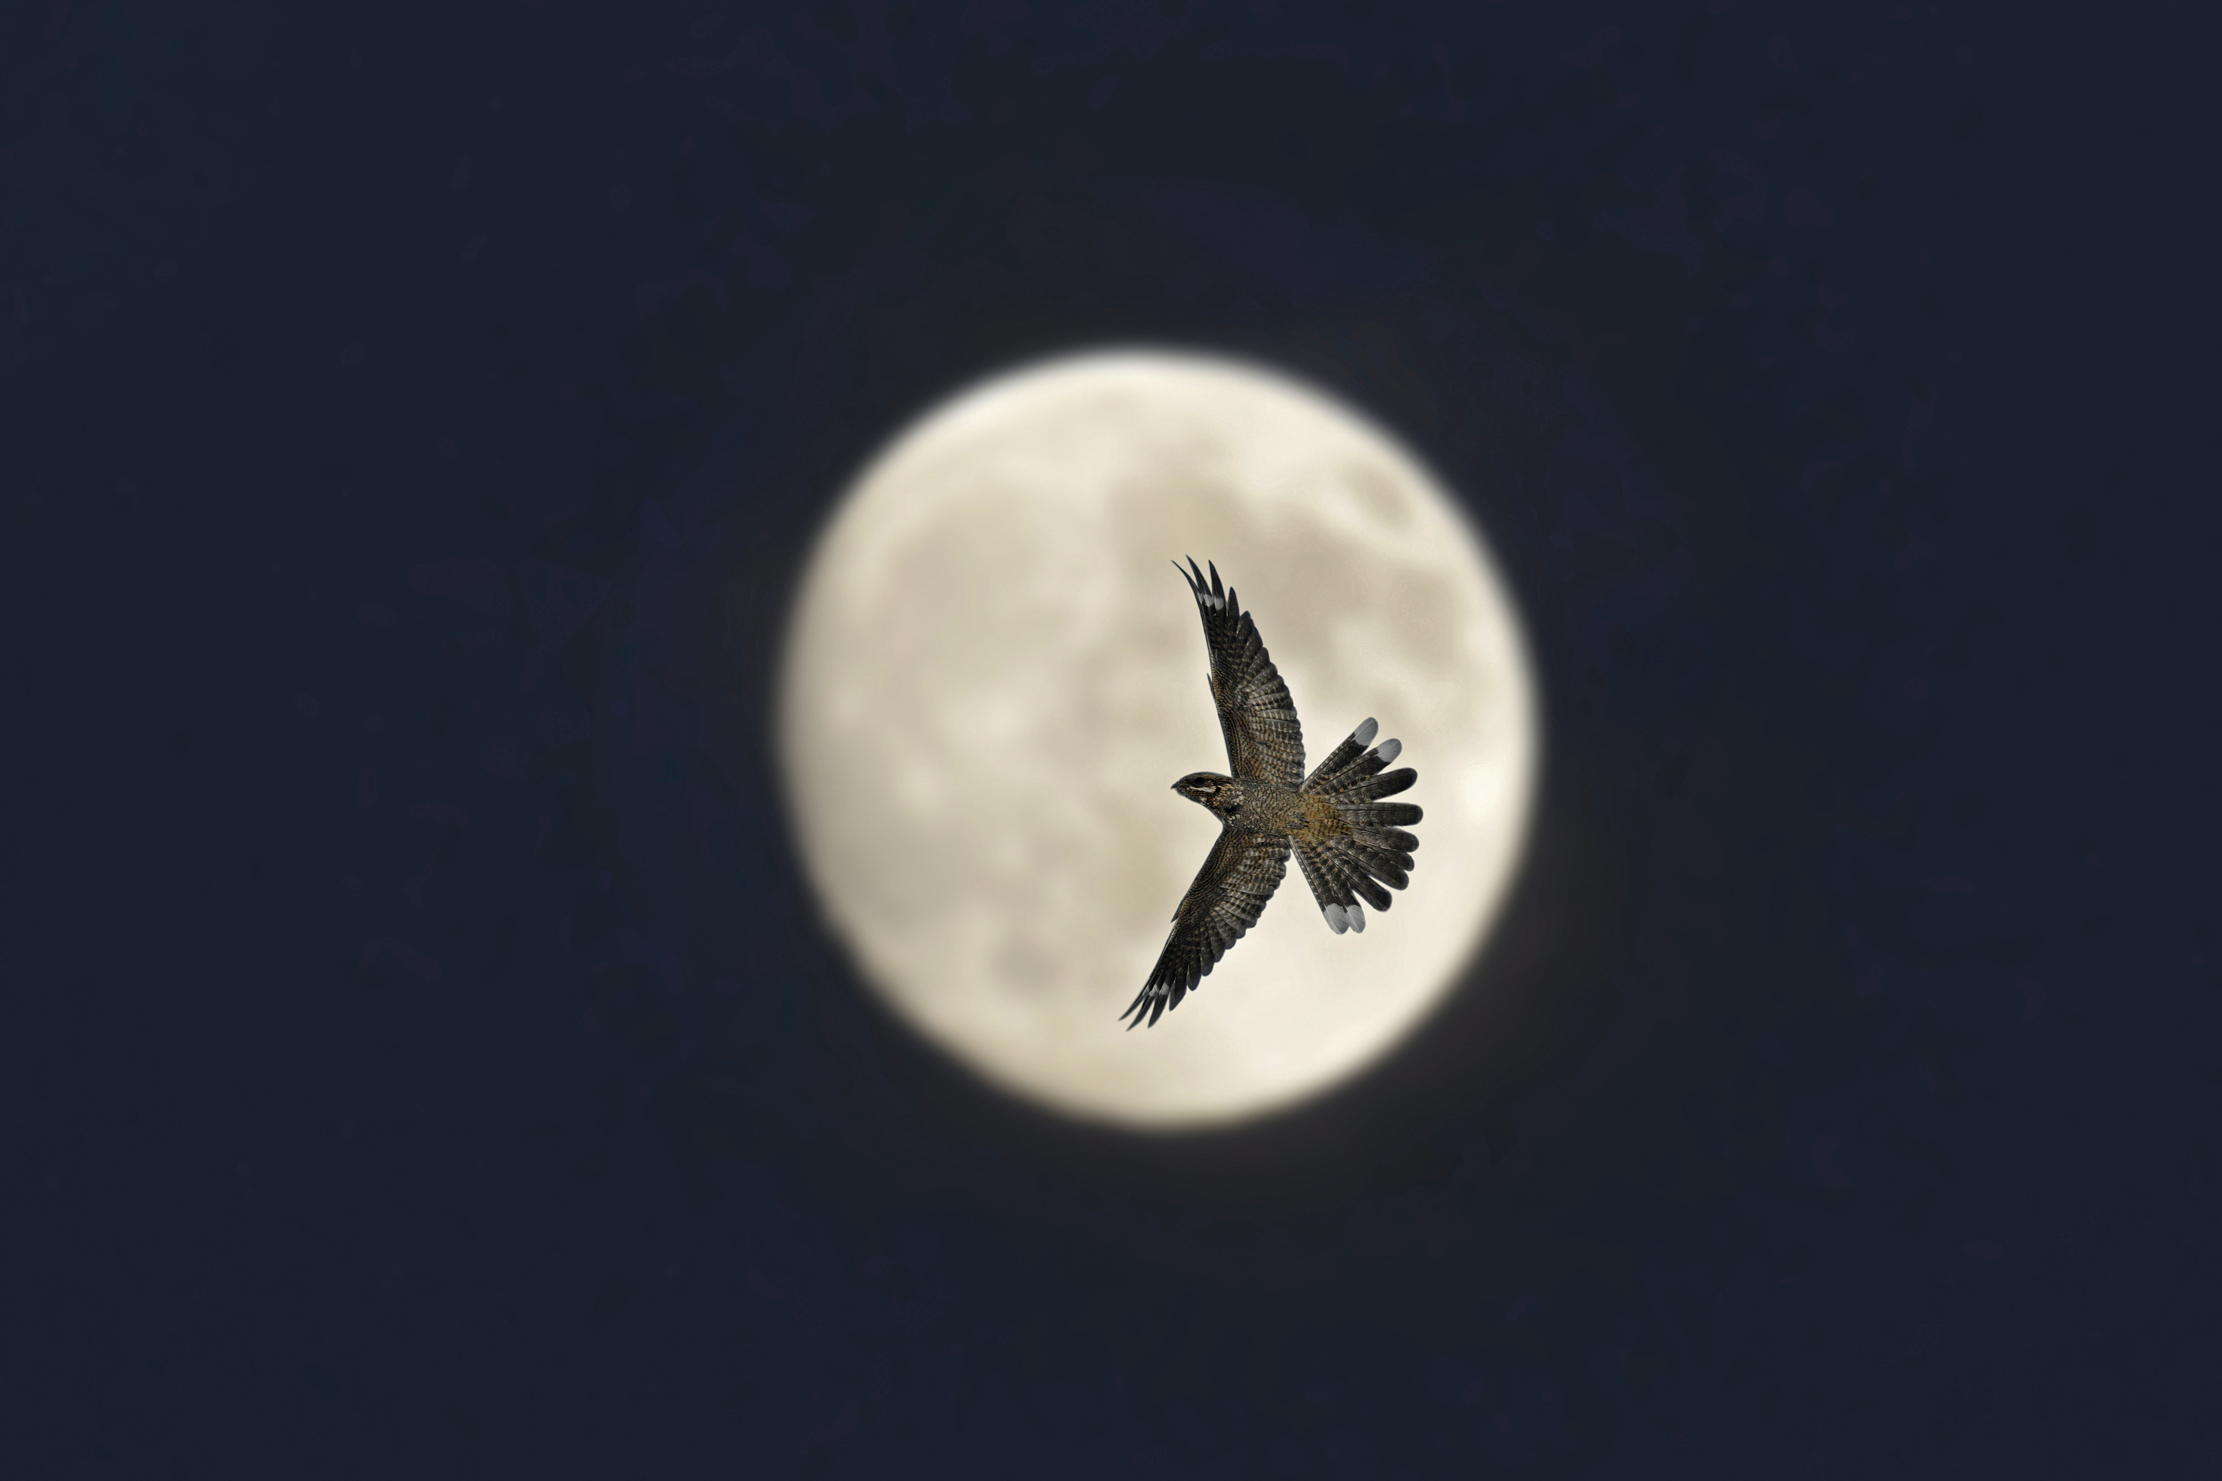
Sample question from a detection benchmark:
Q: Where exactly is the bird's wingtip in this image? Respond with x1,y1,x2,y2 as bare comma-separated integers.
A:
1176,555,1227,612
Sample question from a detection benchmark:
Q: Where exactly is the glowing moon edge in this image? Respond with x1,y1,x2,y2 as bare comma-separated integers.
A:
776,346,1540,1131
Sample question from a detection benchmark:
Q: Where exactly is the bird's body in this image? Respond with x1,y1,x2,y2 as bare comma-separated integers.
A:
1123,559,1424,1028
1171,774,1350,845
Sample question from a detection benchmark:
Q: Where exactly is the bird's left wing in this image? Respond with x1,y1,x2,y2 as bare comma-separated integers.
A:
1177,558,1305,785
1122,829,1290,1028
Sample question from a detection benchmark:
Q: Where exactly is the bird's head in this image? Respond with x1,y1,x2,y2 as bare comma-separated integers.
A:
1173,772,1238,814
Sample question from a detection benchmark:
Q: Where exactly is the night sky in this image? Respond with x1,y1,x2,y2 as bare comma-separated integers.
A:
11,3,2211,1475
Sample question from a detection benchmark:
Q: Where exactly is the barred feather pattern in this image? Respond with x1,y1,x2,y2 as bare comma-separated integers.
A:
1292,718,1424,935
1178,557,1306,786
1123,831,1290,1029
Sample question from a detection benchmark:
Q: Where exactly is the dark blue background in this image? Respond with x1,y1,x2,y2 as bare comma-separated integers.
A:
11,3,2210,1475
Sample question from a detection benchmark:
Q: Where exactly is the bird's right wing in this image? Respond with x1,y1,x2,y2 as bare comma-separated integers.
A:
1122,829,1290,1029
1177,558,1306,785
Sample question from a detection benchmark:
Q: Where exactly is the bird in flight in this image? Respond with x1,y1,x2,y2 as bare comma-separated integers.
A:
1122,558,1423,1028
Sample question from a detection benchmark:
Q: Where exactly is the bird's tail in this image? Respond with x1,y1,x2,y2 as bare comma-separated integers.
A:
1295,719,1422,934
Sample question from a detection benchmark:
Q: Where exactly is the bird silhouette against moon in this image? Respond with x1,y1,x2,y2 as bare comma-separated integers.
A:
1125,556,1425,1030
779,348,1537,1130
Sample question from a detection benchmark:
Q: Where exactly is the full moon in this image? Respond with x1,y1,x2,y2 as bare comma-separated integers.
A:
778,348,1538,1130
